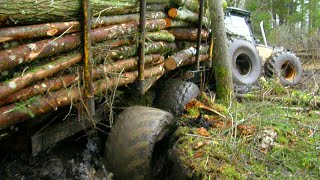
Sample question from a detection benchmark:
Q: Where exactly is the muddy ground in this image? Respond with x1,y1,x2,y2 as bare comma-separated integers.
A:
0,60,319,180
0,134,113,180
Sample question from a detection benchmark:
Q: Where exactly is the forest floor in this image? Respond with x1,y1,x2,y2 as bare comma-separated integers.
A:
0,62,319,180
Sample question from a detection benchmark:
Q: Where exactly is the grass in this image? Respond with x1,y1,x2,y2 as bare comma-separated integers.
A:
172,82,320,179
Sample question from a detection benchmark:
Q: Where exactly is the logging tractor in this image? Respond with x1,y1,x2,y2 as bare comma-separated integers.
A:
225,7,302,87
0,1,302,179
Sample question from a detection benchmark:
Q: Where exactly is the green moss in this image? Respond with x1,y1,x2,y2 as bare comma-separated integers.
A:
186,107,200,117
221,165,242,180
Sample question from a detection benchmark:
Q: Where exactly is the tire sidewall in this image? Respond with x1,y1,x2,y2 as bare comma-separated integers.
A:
273,53,302,86
229,39,262,85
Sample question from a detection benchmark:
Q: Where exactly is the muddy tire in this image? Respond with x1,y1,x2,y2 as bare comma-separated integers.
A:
104,106,174,180
265,52,302,86
229,39,262,85
155,79,200,116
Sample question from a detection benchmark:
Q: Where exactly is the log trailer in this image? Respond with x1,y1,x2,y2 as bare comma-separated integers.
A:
0,1,302,179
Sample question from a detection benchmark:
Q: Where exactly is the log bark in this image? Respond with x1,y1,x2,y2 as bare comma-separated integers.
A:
0,75,78,107
0,11,166,43
170,0,199,12
94,41,176,61
0,0,168,26
146,30,175,42
0,41,174,100
168,28,209,41
164,18,192,28
0,54,163,106
0,64,166,128
0,53,82,100
164,46,208,70
168,7,209,26
209,0,234,104
0,19,167,71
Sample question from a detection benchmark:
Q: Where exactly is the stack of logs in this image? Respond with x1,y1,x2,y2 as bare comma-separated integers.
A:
0,0,212,129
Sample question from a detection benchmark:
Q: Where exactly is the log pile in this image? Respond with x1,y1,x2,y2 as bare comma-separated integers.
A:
0,0,212,128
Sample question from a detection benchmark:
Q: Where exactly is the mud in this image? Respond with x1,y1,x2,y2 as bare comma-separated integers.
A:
0,135,112,180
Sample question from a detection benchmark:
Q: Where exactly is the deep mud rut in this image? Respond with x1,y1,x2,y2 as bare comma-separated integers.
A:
0,135,113,180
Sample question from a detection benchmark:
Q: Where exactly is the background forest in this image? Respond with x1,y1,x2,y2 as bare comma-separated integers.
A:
228,0,320,53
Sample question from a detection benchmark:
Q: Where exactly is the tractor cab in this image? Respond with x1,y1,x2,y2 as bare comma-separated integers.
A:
224,7,255,43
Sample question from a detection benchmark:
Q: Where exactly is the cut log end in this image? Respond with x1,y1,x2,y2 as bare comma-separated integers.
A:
164,57,177,70
168,8,178,18
164,18,171,28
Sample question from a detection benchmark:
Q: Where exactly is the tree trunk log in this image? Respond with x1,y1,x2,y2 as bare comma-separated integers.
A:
164,18,192,28
146,30,175,42
168,28,209,41
164,46,208,70
170,0,199,12
0,54,163,106
0,0,168,26
209,0,234,104
168,7,209,26
0,11,166,43
0,53,82,100
0,19,167,71
94,41,176,61
0,41,175,100
0,64,166,128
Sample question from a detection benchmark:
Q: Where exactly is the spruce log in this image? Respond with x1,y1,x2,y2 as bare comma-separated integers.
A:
168,7,209,26
0,0,168,26
0,41,174,100
0,53,82,100
170,0,199,12
146,30,175,42
0,54,163,106
0,19,167,71
0,11,166,43
94,41,176,61
168,28,209,41
180,54,209,67
165,46,209,70
0,64,166,128
0,75,78,107
165,18,192,28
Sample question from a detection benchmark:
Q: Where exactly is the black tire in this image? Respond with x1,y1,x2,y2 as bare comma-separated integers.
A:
265,52,302,86
155,79,200,116
229,39,262,85
104,106,174,180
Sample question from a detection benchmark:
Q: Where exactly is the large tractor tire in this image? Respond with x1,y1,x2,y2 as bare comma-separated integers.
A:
155,79,200,116
104,106,174,180
265,51,302,86
229,39,263,85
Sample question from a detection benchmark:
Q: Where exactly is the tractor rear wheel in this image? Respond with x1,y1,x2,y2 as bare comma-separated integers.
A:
265,52,302,86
